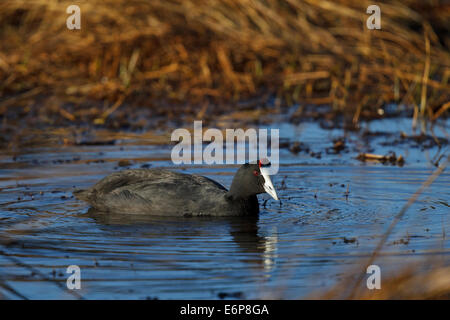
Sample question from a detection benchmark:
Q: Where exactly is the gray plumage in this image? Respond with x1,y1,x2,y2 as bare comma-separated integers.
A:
74,164,268,216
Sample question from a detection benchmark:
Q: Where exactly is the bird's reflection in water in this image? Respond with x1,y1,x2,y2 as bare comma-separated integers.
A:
85,208,278,272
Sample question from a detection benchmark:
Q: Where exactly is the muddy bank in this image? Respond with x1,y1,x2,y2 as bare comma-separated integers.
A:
2,100,448,155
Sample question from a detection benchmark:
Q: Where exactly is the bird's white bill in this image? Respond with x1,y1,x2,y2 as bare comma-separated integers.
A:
260,167,279,200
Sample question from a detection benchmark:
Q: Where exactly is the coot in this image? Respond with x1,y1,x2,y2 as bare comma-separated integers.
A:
74,159,279,216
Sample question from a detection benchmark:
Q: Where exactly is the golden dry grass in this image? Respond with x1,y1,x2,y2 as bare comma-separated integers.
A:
314,263,450,299
0,0,449,124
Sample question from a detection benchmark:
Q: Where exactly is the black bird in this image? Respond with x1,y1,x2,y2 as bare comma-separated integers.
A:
74,159,279,216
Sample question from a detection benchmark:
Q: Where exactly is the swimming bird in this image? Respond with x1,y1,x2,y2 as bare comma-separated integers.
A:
74,159,279,216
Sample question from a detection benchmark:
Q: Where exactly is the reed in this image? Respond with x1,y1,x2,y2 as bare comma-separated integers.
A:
0,0,449,124
315,264,450,299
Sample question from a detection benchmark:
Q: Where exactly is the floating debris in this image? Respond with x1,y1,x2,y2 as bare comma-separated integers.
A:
343,237,358,244
392,238,410,245
357,152,405,166
218,291,244,299
326,138,346,154
289,141,310,154
118,159,132,167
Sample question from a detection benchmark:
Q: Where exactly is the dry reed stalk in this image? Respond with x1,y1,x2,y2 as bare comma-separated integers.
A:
0,0,448,125
348,155,449,298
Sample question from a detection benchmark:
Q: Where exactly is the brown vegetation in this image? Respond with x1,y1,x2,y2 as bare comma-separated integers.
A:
0,0,449,126
316,263,450,299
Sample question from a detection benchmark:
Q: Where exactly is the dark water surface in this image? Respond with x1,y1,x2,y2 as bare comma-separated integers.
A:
0,117,449,299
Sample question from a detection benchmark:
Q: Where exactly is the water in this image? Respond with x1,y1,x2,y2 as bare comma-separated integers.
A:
0,117,449,299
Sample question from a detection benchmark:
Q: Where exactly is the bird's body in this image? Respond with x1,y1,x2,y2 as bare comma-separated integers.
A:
74,161,278,217
75,169,258,216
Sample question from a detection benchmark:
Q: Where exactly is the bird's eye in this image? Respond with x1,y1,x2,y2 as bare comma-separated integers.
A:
253,170,259,176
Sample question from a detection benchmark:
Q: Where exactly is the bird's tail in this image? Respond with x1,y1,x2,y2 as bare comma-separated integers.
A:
73,189,91,202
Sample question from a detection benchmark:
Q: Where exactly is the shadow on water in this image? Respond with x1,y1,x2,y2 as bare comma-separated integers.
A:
85,208,272,260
